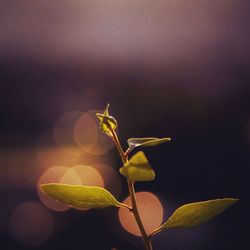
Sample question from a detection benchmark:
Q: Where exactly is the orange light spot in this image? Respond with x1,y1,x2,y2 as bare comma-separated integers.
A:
9,202,54,246
37,165,105,212
36,130,79,167
37,166,70,211
53,127,83,156
92,163,122,197
59,168,82,185
70,165,104,211
55,111,84,129
118,192,163,236
72,165,104,187
74,112,98,153
53,111,86,156
75,110,114,155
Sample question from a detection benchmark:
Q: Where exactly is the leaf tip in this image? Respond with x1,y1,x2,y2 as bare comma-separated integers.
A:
220,198,239,204
152,171,156,180
228,198,239,204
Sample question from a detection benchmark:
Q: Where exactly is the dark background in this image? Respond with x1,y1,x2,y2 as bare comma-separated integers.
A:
0,1,249,249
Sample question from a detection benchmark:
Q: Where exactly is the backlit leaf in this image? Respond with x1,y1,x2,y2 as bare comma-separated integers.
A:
152,198,238,234
40,183,127,209
127,137,171,150
119,151,155,181
96,104,117,136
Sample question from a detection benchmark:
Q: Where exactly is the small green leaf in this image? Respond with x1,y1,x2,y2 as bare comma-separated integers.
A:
119,151,155,181
127,137,171,150
152,198,238,235
40,183,126,209
96,104,117,136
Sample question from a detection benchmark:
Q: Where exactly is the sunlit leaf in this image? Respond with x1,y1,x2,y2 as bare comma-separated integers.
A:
40,183,127,209
96,104,117,136
127,137,171,150
152,198,238,234
119,151,155,181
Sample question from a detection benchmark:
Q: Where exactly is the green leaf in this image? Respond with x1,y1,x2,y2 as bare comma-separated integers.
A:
127,137,171,150
119,151,155,181
40,183,127,209
152,198,238,234
96,104,117,136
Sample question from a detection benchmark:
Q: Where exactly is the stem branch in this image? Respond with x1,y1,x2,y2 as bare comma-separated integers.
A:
109,128,153,250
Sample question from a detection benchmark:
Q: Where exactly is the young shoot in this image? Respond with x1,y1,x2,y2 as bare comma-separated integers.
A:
41,104,238,250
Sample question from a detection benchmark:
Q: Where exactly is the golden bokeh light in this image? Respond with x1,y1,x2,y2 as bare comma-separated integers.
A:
75,110,114,155
55,111,84,129
91,163,122,197
53,111,85,156
0,149,41,190
53,127,83,156
118,192,163,236
9,202,54,246
69,165,104,211
71,165,104,187
36,130,79,168
37,165,105,212
59,168,82,185
37,166,70,212
74,112,99,153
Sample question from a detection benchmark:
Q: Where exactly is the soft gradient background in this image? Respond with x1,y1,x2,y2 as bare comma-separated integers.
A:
0,0,249,249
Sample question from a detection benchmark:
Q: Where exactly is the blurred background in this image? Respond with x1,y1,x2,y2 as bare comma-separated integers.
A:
0,0,249,249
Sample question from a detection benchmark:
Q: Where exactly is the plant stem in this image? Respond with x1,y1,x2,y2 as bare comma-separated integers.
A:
149,228,162,238
110,129,127,164
127,179,153,250
109,128,153,250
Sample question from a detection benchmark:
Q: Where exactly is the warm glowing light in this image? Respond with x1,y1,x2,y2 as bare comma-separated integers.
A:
53,127,83,156
92,163,122,197
37,130,79,167
75,110,114,155
0,149,40,190
60,168,82,185
9,202,54,246
54,111,85,156
37,166,70,211
118,192,163,236
74,112,98,153
55,111,84,129
72,165,104,187
69,165,105,211
37,165,106,212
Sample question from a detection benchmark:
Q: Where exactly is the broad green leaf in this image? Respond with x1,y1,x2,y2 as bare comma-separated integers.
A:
127,137,171,149
119,151,155,181
152,198,238,234
40,183,127,209
96,104,117,136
